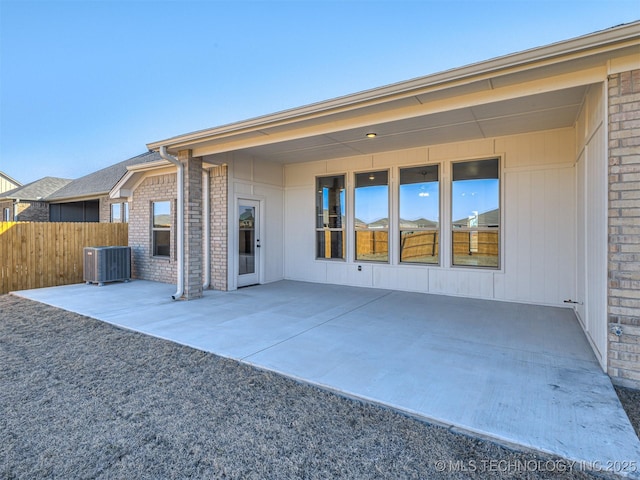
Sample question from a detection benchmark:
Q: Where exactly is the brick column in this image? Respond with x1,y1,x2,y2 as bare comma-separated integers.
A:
179,150,203,300
210,165,228,291
608,69,640,389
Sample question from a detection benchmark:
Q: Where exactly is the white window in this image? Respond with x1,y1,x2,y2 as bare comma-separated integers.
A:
451,158,500,268
355,170,389,262
399,165,440,264
152,201,171,257
3,207,10,221
316,175,346,260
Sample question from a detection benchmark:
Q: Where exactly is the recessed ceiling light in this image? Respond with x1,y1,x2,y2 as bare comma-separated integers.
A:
365,132,377,138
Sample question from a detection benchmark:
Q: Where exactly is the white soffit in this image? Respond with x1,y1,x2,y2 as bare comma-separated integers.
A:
234,85,587,164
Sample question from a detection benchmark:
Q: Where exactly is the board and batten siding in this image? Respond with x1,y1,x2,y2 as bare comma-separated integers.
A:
284,127,577,307
574,83,608,368
0,175,20,194
213,152,285,290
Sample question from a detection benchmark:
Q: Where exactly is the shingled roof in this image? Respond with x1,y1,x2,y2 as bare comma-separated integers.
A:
0,177,72,201
47,151,162,201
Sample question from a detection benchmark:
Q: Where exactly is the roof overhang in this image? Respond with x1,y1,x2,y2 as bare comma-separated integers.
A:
110,159,173,199
109,156,223,199
147,22,640,163
48,193,109,203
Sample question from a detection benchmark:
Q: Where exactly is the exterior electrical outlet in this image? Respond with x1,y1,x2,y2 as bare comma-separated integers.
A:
84,246,131,286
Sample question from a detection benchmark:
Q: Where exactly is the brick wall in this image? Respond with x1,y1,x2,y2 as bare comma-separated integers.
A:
210,165,228,291
0,200,14,221
129,173,177,284
128,162,228,294
608,69,640,389
181,151,203,299
16,201,49,221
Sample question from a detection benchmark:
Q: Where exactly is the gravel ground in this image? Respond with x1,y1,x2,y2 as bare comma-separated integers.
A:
1,294,637,480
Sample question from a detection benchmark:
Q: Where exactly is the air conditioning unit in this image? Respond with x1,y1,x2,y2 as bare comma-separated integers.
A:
84,246,131,286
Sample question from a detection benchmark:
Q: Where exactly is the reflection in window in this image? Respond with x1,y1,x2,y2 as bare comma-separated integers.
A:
355,170,388,262
239,205,256,274
111,203,121,223
316,175,346,259
451,159,500,268
399,165,439,264
152,201,171,257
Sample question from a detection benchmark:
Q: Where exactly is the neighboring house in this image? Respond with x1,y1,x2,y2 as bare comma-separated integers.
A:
0,177,72,222
0,172,21,195
0,172,22,220
47,151,161,222
109,23,640,388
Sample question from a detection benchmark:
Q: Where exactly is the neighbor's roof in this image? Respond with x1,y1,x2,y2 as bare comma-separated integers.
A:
0,177,72,201
47,151,162,201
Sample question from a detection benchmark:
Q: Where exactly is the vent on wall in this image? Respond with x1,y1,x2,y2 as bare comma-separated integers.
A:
84,246,131,286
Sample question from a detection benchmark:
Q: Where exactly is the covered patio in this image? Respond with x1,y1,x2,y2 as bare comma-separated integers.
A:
14,280,640,475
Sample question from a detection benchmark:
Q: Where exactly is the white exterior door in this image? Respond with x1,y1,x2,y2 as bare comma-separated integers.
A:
237,199,260,287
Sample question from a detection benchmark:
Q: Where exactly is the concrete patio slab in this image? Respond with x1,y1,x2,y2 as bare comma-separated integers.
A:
13,279,640,477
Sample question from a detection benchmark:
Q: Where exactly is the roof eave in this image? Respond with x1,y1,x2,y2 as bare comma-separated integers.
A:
146,21,640,152
47,192,110,203
109,159,174,199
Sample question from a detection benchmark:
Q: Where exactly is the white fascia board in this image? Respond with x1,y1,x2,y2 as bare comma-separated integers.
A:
126,159,172,172
147,22,640,152
48,193,109,203
189,65,607,158
110,161,174,199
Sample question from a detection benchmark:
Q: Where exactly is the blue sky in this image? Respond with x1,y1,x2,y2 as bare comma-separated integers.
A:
1,0,638,184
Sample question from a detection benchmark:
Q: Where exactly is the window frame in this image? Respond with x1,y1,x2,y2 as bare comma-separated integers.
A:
398,164,441,266
315,174,347,261
354,169,390,263
151,200,171,258
450,157,501,270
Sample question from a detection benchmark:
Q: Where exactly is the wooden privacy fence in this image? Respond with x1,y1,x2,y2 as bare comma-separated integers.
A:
0,222,128,294
356,230,389,261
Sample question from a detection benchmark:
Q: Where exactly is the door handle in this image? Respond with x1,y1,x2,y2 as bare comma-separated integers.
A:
256,239,261,248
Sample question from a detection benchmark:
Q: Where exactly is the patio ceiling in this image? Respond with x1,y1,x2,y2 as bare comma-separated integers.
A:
227,85,589,164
